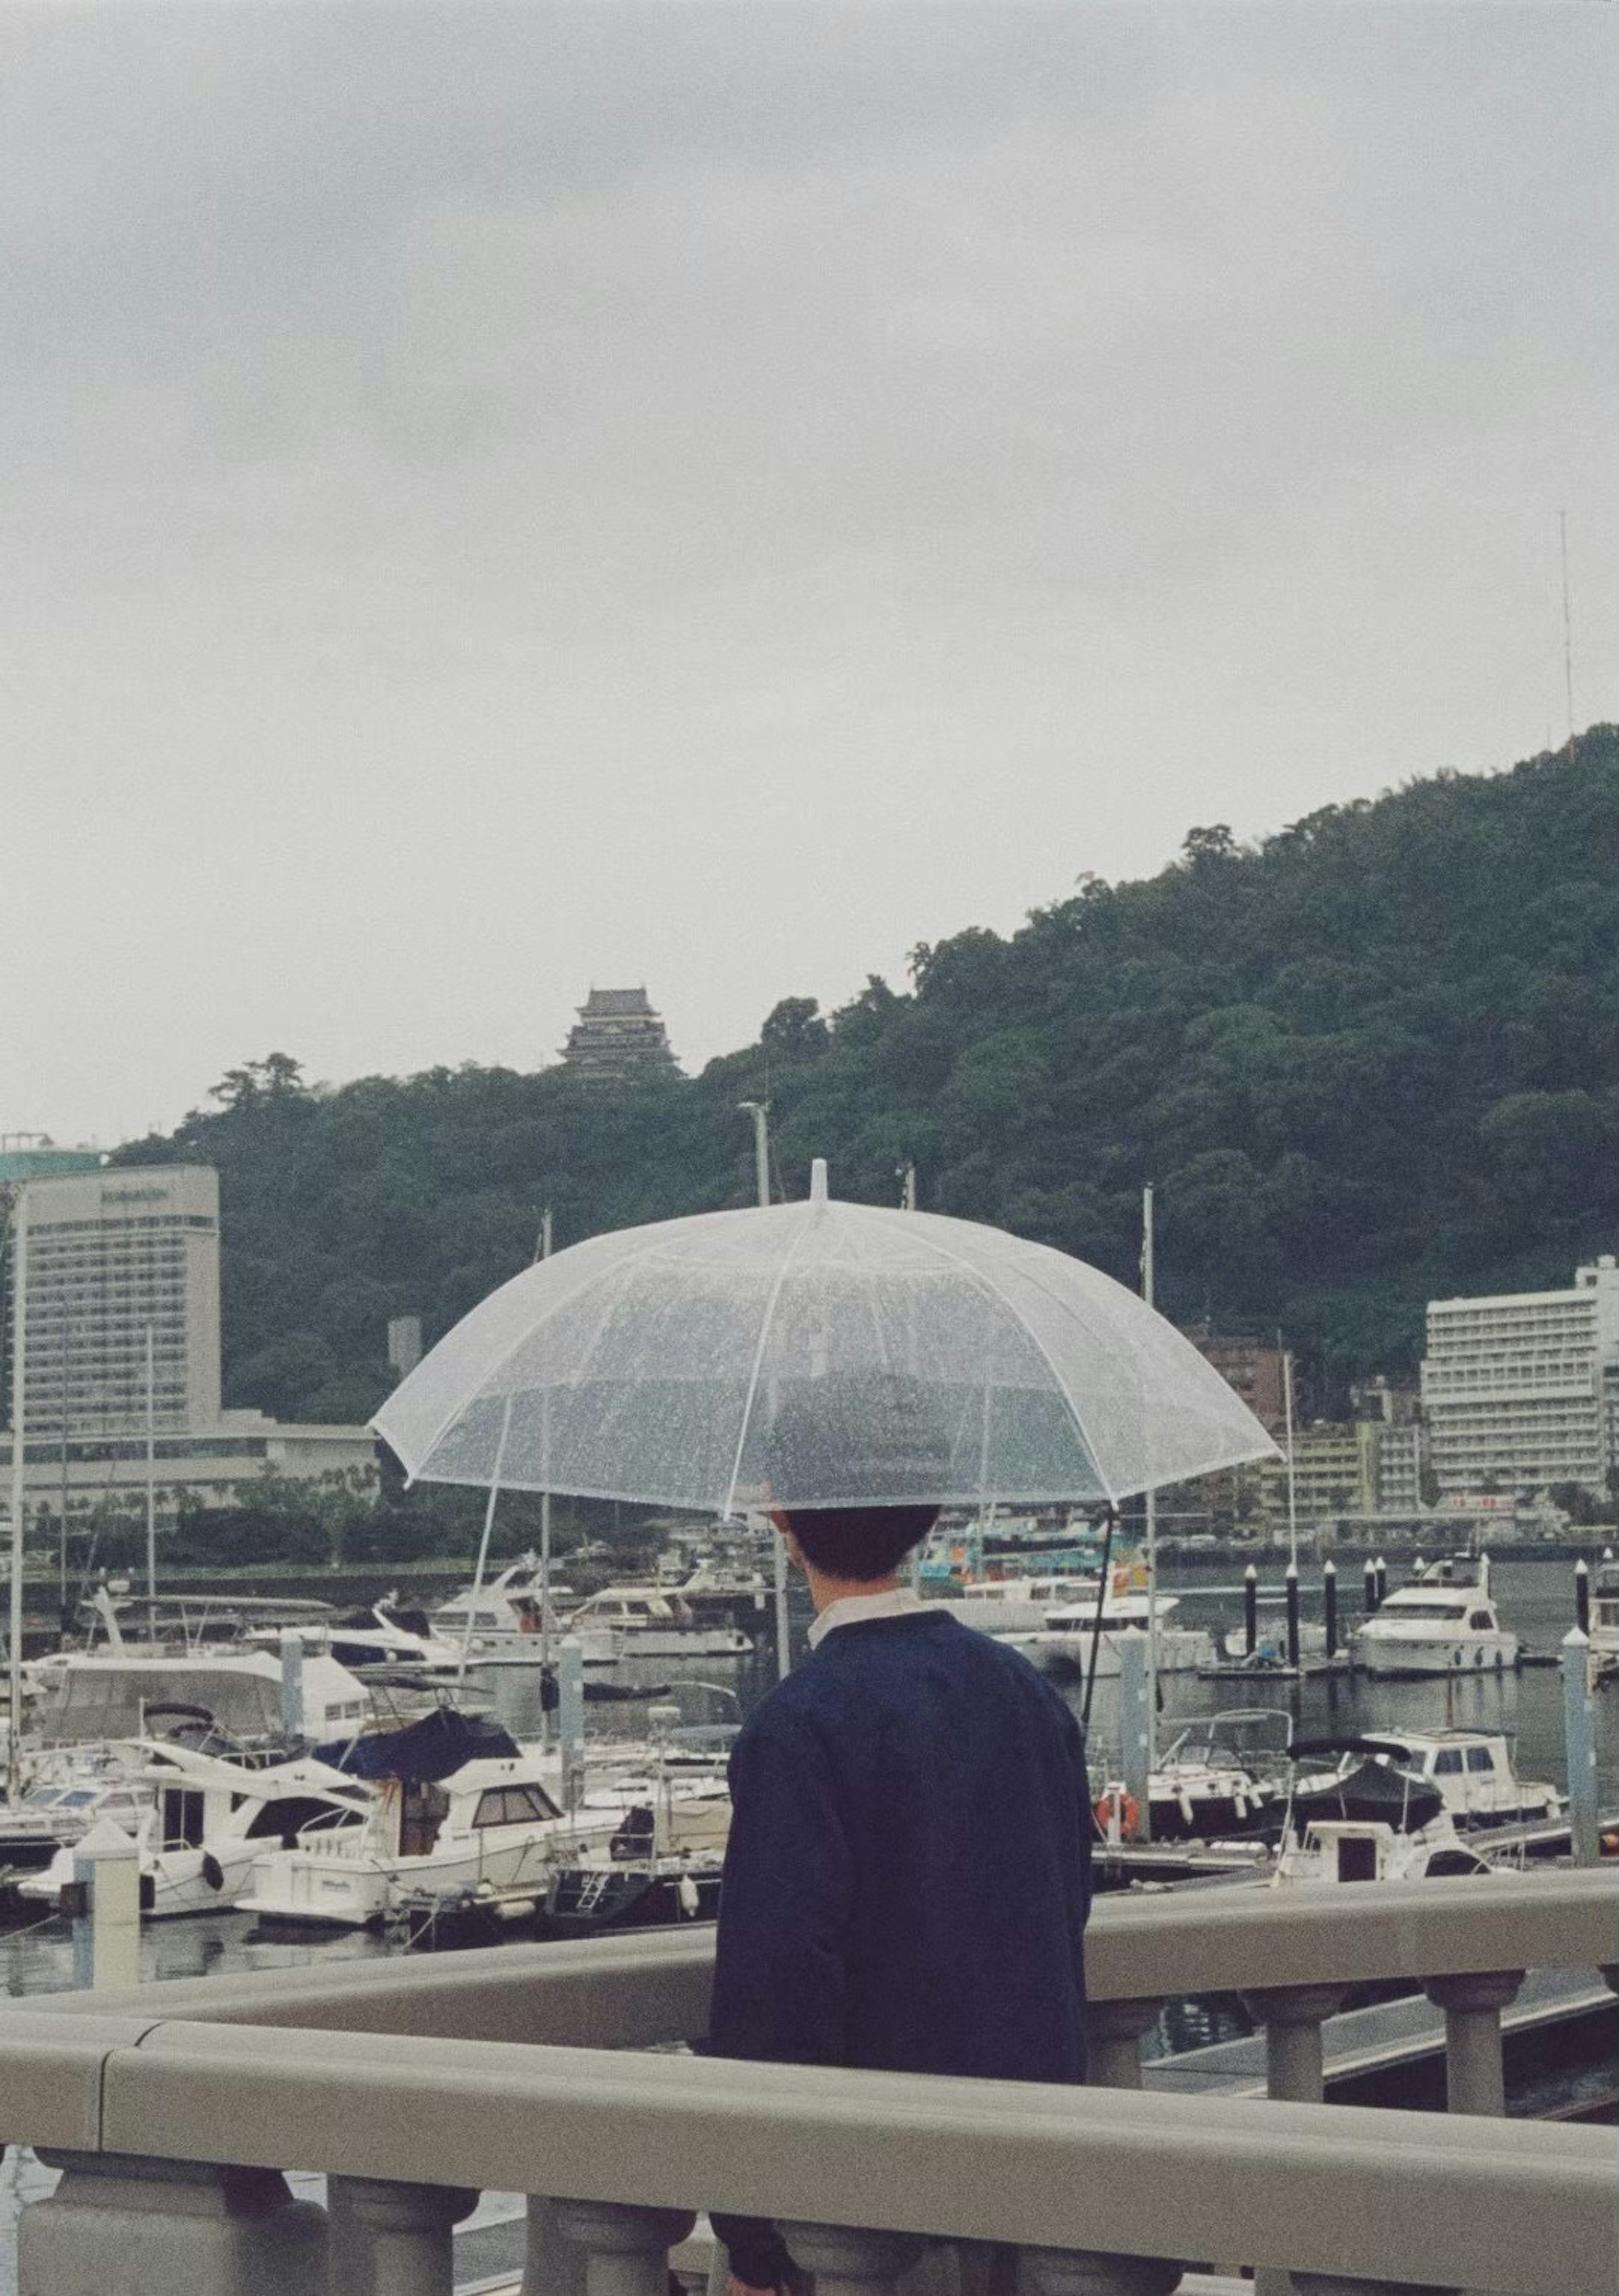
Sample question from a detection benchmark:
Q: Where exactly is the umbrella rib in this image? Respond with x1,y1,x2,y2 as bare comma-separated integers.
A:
882,1216,1125,1506
721,1211,821,1521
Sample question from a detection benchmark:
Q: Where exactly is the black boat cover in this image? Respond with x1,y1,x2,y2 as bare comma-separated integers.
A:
315,1707,520,1781
1291,1757,1444,1834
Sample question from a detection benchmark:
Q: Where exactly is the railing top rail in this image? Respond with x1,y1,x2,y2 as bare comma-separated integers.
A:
13,1869,1616,2040
4,2018,1610,2296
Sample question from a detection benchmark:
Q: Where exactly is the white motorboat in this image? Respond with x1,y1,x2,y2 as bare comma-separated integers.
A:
921,1576,1107,1637
563,1586,751,1659
1022,1592,1216,1676
247,1604,460,1674
24,1646,374,1747
429,1557,621,1668
1273,1811,1499,1886
1350,1554,1518,1677
17,1742,370,1919
237,1710,623,1928
1,1770,153,1878
1289,1730,1563,1835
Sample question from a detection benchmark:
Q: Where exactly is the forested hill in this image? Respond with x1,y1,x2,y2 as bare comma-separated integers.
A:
117,729,1617,1425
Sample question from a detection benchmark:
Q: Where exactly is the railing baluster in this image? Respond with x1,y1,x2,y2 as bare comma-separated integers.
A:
325,2174,478,2296
1422,1970,1525,2117
775,2221,929,2296
1022,2244,1183,2296
1084,1997,1165,2090
522,2194,591,2296
1239,1984,1350,2296
1293,2279,1456,2296
21,2149,327,2296
549,2200,698,2296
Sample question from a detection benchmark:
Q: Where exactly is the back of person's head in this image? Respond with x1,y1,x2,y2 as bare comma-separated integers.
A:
764,1371,952,1583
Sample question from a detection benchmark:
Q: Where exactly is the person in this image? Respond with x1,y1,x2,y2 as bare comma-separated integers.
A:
708,1377,1093,2296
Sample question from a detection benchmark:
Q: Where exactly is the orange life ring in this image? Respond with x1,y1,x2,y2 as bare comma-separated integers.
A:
1094,1790,1140,1836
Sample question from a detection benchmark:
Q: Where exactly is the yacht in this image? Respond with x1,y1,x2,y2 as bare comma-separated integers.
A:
237,1710,623,1928
1274,1812,1498,1886
16,1742,369,1919
1,1770,153,1880
428,1557,621,1667
921,1577,1106,1636
1350,1554,1517,1677
1289,1731,1563,1835
563,1586,751,1659
1024,1592,1217,1676
24,1645,373,1747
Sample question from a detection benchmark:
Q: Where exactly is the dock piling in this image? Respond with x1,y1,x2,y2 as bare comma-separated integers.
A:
1562,1628,1599,1865
1244,1564,1259,1656
1323,1560,1338,1658
1285,1563,1301,1670
1574,1558,1589,1637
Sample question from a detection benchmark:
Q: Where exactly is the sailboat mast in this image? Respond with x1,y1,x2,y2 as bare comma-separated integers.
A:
1142,1184,1158,1783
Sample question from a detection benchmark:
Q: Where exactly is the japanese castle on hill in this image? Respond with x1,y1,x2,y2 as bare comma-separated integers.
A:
559,986,680,1080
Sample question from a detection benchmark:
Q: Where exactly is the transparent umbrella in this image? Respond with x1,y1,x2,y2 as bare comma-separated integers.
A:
374,1162,1278,1515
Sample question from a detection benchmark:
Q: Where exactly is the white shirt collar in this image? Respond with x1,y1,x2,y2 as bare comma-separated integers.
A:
807,1586,927,1650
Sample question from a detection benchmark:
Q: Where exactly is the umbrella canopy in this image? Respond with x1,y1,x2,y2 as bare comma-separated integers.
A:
374,1164,1278,1515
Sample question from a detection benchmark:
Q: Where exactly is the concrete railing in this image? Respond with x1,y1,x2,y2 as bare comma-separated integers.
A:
3,1870,1616,2296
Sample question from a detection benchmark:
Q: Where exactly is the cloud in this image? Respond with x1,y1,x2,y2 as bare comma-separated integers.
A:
0,3,1612,1143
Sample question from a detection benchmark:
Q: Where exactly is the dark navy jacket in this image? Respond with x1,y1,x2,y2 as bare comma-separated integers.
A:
709,1610,1091,2283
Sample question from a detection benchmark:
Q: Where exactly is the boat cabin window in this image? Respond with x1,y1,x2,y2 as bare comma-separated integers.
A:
1386,1601,1469,1620
1433,1749,1465,1775
1467,1611,1493,1631
161,1788,207,1849
1465,1745,1496,1771
473,1785,561,1828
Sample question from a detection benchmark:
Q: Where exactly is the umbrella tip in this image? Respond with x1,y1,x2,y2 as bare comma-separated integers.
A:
810,1157,830,1206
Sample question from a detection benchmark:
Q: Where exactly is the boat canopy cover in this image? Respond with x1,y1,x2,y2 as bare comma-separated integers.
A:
1291,1757,1444,1833
315,1708,520,1782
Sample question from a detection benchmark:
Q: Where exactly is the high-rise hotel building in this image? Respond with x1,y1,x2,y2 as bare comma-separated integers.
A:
1421,1257,1619,1498
6,1165,223,1437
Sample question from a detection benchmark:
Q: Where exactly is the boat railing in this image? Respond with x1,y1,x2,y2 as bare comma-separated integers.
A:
3,1868,1614,2296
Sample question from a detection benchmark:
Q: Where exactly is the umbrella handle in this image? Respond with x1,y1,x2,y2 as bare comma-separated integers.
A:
1080,1506,1116,1733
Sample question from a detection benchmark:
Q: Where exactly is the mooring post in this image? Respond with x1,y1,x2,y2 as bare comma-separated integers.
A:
1373,1554,1388,1610
70,1833,141,1992
1574,1558,1590,1636
1284,1563,1301,1669
1322,1559,1338,1658
559,1634,586,1811
1243,1563,1258,1655
1117,1628,1151,1841
1563,1627,1599,1864
1362,1556,1378,1617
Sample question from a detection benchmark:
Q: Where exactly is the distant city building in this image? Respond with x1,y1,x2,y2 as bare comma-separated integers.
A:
5,1165,223,1440
559,987,679,1080
1258,1420,1381,1523
1422,1257,1619,1499
2,1162,377,1522
1182,1330,1287,1431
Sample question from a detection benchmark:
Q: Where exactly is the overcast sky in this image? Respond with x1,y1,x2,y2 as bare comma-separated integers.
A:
4,2,1614,1148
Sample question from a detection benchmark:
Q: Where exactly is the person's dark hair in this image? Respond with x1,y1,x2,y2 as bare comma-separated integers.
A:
780,1503,940,1582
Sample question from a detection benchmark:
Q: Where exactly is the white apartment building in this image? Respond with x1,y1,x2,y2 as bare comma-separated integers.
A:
7,1165,223,1438
1422,1257,1619,1498
3,1163,377,1517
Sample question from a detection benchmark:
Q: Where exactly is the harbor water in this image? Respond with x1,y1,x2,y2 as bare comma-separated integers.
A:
2,1553,1614,2289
